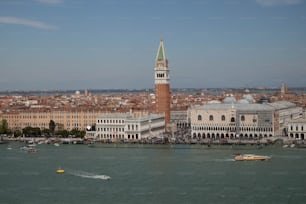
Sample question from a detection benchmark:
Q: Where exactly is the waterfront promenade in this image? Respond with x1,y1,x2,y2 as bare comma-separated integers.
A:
1,135,301,146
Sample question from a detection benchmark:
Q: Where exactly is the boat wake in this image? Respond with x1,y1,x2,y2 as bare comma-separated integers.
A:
66,169,111,180
214,159,235,162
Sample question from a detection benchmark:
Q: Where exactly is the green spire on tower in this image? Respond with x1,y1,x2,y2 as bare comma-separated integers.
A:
156,39,167,62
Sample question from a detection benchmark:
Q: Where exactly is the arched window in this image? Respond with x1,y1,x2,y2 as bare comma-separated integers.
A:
209,115,214,121
231,117,235,122
241,115,245,121
221,115,225,121
198,115,202,121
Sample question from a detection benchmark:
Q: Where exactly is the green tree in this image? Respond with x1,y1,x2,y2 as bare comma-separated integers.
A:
55,130,69,138
32,127,41,136
69,129,86,138
22,126,41,137
49,120,56,135
13,129,22,137
42,128,50,137
22,126,32,137
80,130,86,138
0,119,9,134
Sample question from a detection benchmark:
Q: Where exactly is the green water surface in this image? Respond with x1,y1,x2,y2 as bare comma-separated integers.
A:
0,143,305,204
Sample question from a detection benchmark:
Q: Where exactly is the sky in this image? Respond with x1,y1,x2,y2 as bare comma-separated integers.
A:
0,0,306,90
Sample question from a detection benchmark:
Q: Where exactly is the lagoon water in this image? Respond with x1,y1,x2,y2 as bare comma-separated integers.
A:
1,143,306,204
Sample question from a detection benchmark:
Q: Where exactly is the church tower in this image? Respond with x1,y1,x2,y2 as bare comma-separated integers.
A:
154,38,170,124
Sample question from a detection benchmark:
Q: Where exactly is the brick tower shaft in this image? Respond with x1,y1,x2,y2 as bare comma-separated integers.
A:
154,39,170,124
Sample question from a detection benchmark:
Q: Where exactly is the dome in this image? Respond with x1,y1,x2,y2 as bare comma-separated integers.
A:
208,100,221,104
242,94,255,103
223,96,237,104
238,99,249,104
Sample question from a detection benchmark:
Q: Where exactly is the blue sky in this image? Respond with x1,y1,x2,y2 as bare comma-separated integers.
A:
0,0,306,90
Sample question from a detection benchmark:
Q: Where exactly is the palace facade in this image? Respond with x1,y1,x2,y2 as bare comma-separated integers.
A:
190,100,303,139
0,110,103,131
93,112,165,141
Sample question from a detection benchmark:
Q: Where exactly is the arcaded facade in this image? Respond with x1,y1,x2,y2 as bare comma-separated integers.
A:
287,119,306,140
190,103,275,139
94,112,165,141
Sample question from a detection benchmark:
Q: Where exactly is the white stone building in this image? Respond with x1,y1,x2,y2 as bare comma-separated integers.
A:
269,101,303,136
190,103,275,139
287,119,306,140
190,100,304,140
170,110,190,129
93,112,165,141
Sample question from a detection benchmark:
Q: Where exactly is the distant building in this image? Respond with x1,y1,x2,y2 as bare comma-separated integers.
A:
1,110,103,131
190,103,275,139
154,38,171,124
281,83,288,95
287,118,306,140
170,110,190,130
93,111,165,141
269,101,303,136
84,88,89,96
190,100,304,139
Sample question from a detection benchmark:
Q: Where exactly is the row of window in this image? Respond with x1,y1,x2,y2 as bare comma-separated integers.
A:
5,115,97,119
198,115,236,122
127,124,138,130
97,124,139,132
156,73,167,78
97,127,124,132
97,119,125,124
97,134,124,139
289,133,305,139
12,123,80,128
197,115,259,123
127,134,139,139
290,125,305,131
192,126,273,132
192,132,273,139
96,134,140,140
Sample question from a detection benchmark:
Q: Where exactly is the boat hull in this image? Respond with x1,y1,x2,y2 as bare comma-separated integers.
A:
56,169,65,174
234,154,270,161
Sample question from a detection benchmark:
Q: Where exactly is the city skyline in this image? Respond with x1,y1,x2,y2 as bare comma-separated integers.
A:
1,0,306,91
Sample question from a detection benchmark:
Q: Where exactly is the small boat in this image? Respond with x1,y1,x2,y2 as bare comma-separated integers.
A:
88,141,95,148
56,168,65,174
234,154,271,161
27,148,38,153
20,146,31,151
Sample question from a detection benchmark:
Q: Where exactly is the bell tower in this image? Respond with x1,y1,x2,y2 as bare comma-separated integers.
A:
154,38,170,124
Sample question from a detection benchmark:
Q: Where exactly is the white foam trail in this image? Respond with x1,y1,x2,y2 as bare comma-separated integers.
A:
214,159,235,162
78,174,111,180
67,169,111,180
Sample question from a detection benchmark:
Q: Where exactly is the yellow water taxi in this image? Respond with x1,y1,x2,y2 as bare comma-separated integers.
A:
234,154,271,161
56,168,65,174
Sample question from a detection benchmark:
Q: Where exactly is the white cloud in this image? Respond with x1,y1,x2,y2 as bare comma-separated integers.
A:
0,16,57,30
255,0,302,6
34,0,63,4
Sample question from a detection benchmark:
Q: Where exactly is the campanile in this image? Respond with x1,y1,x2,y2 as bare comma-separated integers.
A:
154,38,170,124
